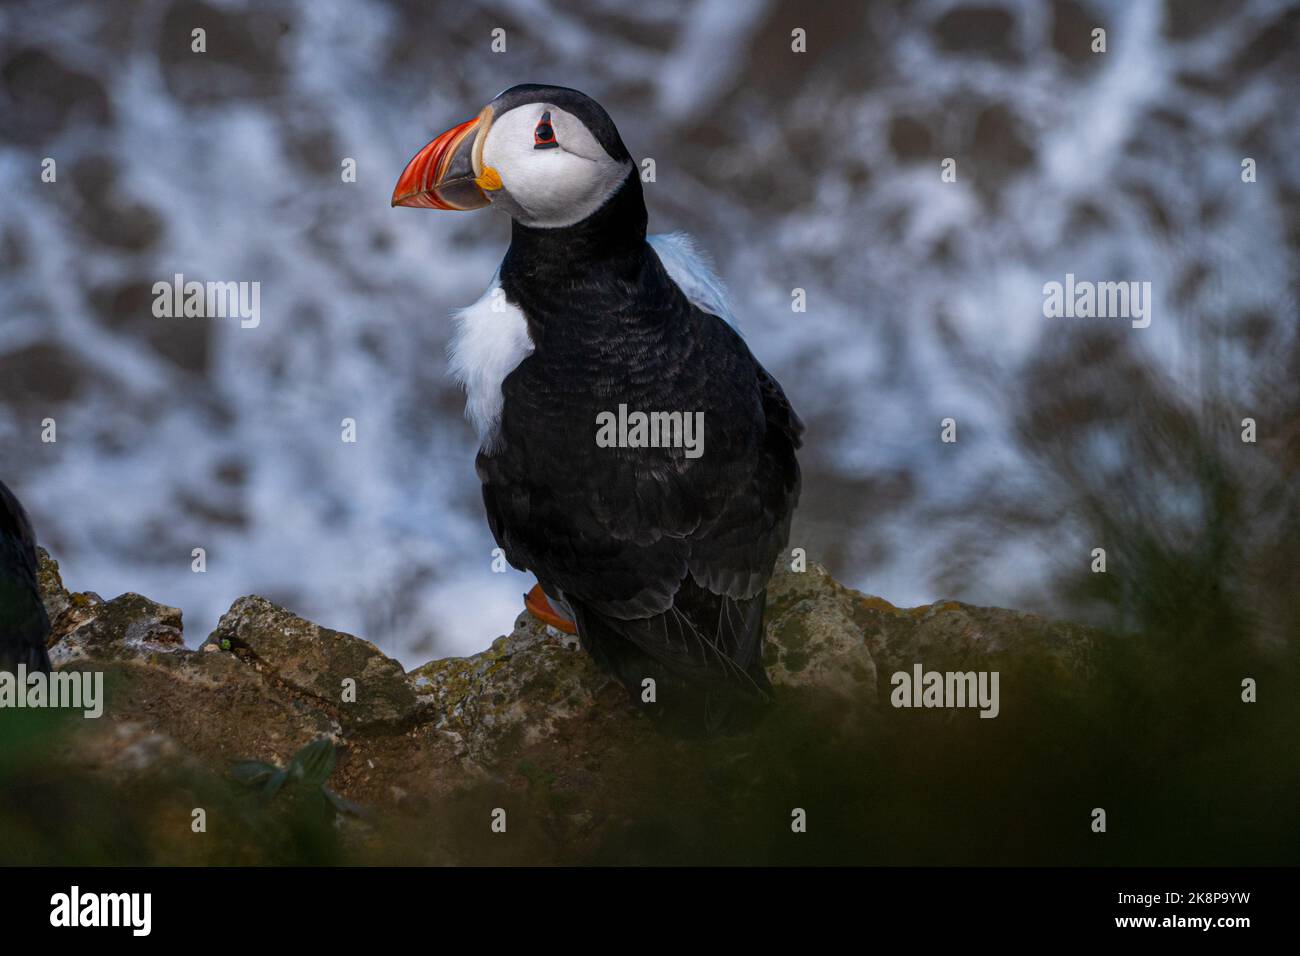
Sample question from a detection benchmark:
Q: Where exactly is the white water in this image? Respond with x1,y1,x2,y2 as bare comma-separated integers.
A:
1,0,1294,664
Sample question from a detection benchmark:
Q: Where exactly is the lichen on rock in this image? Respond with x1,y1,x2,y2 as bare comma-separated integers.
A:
204,595,418,731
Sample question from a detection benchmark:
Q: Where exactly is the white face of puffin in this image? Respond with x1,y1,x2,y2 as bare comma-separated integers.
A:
479,103,631,228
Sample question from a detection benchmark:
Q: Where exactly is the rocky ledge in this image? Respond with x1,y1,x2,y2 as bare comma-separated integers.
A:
20,548,1101,864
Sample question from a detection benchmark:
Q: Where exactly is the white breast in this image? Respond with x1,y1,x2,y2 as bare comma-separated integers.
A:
447,272,533,449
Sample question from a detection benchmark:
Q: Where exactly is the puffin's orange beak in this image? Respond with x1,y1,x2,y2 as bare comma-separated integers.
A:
391,105,501,210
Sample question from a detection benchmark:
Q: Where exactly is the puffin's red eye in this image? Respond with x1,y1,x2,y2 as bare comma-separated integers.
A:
534,111,558,149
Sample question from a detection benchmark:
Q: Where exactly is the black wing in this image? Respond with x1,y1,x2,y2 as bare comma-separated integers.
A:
478,302,801,709
0,480,52,674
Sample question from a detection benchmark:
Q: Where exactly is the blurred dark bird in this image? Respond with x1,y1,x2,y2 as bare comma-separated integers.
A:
0,480,52,675
393,84,802,730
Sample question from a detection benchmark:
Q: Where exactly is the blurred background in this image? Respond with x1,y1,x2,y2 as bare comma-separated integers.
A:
0,0,1296,667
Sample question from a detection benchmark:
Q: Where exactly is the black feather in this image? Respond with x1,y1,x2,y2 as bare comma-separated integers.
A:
475,135,802,731
0,480,52,675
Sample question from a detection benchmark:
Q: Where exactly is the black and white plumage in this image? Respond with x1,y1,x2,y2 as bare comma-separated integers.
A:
0,480,52,675
395,85,802,729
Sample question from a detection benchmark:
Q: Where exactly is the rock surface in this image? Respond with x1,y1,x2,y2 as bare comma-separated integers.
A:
29,547,1099,863
204,595,418,730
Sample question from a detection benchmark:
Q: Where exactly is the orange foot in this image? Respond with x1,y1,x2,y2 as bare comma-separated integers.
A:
525,584,577,634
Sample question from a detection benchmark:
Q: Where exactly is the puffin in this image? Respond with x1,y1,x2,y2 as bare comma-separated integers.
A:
0,479,52,675
393,85,802,730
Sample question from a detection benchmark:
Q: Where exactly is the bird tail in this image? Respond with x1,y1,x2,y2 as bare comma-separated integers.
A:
571,583,774,736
